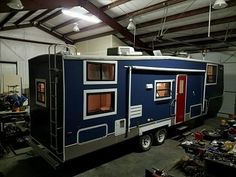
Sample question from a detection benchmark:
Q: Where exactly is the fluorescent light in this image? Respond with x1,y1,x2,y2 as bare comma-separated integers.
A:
62,9,101,23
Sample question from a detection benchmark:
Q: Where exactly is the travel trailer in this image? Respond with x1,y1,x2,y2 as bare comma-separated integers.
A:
28,50,223,167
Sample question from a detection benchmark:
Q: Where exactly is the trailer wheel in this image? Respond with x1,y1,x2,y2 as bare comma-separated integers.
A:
154,128,167,145
139,134,153,151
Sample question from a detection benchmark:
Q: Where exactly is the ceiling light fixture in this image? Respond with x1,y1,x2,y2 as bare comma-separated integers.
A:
62,9,101,23
73,23,80,32
127,18,136,48
212,0,228,9
127,18,136,31
7,0,24,10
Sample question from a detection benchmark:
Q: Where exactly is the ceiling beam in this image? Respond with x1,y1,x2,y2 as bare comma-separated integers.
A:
52,0,131,32
30,9,75,45
36,25,73,44
77,0,148,50
74,30,117,43
137,15,236,38
30,9,54,23
0,23,33,31
14,10,37,25
0,22,74,45
64,0,187,37
146,29,236,46
64,22,106,37
136,0,236,29
156,36,236,50
69,13,236,46
183,46,235,53
100,0,131,11
116,0,187,22
51,18,78,31
0,35,63,45
0,12,18,30
171,29,236,42
0,0,79,13
38,10,62,24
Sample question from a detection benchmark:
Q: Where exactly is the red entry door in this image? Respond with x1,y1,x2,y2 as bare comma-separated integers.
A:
176,75,187,124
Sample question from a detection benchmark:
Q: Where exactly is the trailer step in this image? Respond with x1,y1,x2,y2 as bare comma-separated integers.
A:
182,131,192,136
177,125,188,131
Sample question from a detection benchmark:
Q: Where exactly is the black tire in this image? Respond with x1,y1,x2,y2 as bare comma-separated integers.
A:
202,129,221,140
138,134,153,151
153,128,167,145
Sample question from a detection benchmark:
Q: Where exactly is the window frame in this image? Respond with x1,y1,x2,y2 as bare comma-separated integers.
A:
35,79,46,107
83,60,117,85
154,80,174,101
83,88,117,120
206,64,218,85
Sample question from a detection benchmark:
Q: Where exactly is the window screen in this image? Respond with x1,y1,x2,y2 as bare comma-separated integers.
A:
207,65,217,84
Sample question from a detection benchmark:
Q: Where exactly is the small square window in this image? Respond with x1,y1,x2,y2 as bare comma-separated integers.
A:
84,61,117,85
84,89,117,119
87,62,115,81
207,65,217,84
154,80,173,101
35,79,46,107
87,92,114,115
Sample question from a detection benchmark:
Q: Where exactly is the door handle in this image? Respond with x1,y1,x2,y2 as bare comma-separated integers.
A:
170,99,176,106
170,99,176,116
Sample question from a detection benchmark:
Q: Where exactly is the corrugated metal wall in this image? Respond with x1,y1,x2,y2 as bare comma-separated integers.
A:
0,27,64,92
191,52,236,116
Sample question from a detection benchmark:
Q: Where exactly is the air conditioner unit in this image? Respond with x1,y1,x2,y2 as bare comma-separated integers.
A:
107,46,142,56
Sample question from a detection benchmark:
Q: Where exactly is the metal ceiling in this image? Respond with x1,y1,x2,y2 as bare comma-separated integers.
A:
0,0,235,54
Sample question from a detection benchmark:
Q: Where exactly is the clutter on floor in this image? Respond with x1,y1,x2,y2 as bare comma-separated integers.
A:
145,168,174,177
0,91,29,157
177,117,236,177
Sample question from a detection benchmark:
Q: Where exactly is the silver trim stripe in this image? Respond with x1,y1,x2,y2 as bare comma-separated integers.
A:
131,66,205,73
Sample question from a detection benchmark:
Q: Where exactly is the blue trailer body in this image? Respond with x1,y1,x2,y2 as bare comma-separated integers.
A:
29,54,223,163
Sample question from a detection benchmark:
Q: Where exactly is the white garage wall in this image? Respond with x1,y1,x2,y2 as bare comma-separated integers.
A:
191,52,236,116
75,35,126,55
0,27,65,91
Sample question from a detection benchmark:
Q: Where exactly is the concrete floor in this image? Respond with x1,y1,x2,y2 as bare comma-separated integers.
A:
0,117,222,177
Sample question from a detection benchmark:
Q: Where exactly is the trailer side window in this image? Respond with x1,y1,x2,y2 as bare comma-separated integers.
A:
87,62,115,81
84,89,117,119
207,65,217,84
35,79,46,107
84,61,117,85
154,80,172,101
